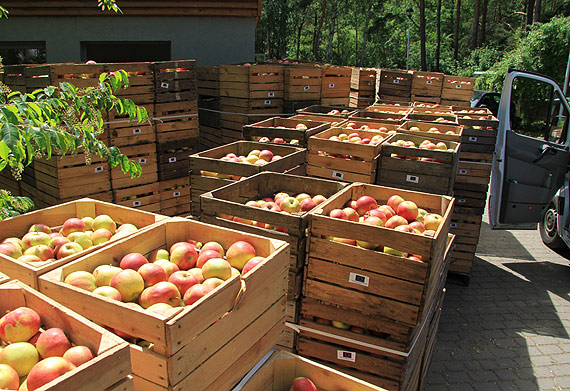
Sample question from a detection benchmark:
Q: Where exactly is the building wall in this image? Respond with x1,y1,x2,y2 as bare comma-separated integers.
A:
0,16,256,65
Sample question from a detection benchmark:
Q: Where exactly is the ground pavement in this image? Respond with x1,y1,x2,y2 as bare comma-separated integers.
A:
425,213,570,390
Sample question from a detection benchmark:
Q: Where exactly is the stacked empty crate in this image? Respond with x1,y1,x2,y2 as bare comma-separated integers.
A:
298,183,454,390
440,75,475,107
350,67,378,108
448,106,498,281
378,69,413,103
320,65,352,106
411,71,444,104
283,63,322,113
219,64,285,143
153,60,199,216
197,66,222,149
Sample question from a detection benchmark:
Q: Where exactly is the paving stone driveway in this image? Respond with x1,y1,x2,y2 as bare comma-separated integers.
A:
425,213,570,390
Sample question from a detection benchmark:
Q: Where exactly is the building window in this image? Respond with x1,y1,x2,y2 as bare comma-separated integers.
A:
81,42,171,63
0,42,46,65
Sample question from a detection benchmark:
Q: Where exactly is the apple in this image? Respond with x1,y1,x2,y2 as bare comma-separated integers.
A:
290,377,317,391
331,320,351,330
3,237,23,249
300,197,317,212
0,307,41,344
409,221,426,233
397,201,419,222
355,195,378,216
146,303,174,315
0,363,19,390
90,228,113,245
280,197,301,213
0,242,23,259
295,193,312,203
394,224,413,233
61,218,85,237
138,263,167,287
385,215,409,229
26,357,76,391
170,244,198,270
387,195,405,212
92,264,122,287
0,342,39,376
148,248,170,262
48,236,70,255
384,246,406,257
81,217,94,231
24,245,54,262
201,258,232,281
183,284,213,306
167,268,202,298
203,278,224,290
119,253,149,270
139,282,182,309
21,232,51,251
64,271,97,292
28,224,51,234
154,260,180,279
245,154,258,164
329,209,348,220
416,208,428,223
225,241,256,271
342,207,359,222
187,268,205,284
110,269,145,302
272,138,285,144
116,223,138,234
423,213,443,231
245,200,261,208
355,217,384,250
69,231,93,250
274,192,289,202
63,346,93,367
329,237,357,246
36,328,71,358
56,242,84,259
93,286,122,301
91,215,117,234
263,202,281,212
367,208,387,223
196,249,222,268
312,195,327,205
241,256,265,277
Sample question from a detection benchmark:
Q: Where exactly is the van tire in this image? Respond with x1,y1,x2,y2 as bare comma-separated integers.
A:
539,203,566,249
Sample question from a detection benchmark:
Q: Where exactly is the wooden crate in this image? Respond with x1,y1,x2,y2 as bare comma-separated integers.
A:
0,271,10,285
378,70,412,99
296,105,357,120
113,182,161,213
197,66,220,97
339,119,400,133
153,60,197,103
366,105,411,116
157,139,199,181
411,71,444,97
452,106,492,115
377,133,459,195
24,63,104,92
351,68,377,96
159,177,191,217
441,75,475,102
321,97,351,107
398,120,463,142
232,349,386,391
190,141,306,216
288,114,345,127
306,183,453,326
243,117,330,147
350,110,406,125
0,169,21,195
1,64,27,92
307,128,389,183
0,280,131,391
106,376,135,391
321,65,352,98
413,101,450,109
154,100,200,144
38,217,289,391
457,113,499,129
107,104,156,147
110,144,158,190
411,95,441,105
373,100,412,108
220,64,284,99
105,62,155,105
405,111,458,124
350,94,376,108
0,198,166,289
454,160,492,186
284,65,322,101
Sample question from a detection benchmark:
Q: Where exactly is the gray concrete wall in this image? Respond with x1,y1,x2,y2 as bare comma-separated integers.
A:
0,16,256,65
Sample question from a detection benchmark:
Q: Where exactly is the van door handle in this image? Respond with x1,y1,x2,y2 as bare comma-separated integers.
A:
533,145,557,163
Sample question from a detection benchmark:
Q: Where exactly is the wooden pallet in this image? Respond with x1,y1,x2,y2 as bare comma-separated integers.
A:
153,60,197,103
411,71,444,97
110,143,158,190
284,65,322,101
159,177,191,217
398,120,463,142
0,198,165,289
243,116,330,147
39,217,289,391
321,65,352,98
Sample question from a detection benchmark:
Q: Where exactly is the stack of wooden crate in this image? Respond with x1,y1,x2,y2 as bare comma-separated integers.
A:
320,65,352,106
298,183,454,390
350,67,378,108
197,66,222,149
283,63,322,113
1,64,27,93
219,64,285,143
378,69,413,103
411,71,444,104
440,75,475,106
199,172,348,351
448,107,498,281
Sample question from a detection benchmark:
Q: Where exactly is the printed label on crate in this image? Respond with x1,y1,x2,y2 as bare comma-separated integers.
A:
331,171,344,180
133,128,142,134
304,85,311,91
458,199,466,204
469,136,478,142
268,92,275,98
406,174,420,184
133,200,141,207
393,79,400,84
426,80,433,85
161,82,169,89
337,350,356,362
94,166,104,173
459,169,468,175
138,158,147,164
450,223,457,228
169,157,177,163
328,83,335,88
368,81,374,86
173,191,181,197
264,100,272,105
456,84,462,89
349,272,369,287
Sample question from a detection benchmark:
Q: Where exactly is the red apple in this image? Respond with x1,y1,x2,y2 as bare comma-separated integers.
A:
110,269,145,302
202,258,232,281
295,193,312,203
18,254,43,263
385,215,409,229
138,263,167,287
0,363,19,390
409,221,426,233
196,249,222,268
342,207,359,222
394,224,413,233
48,236,70,255
202,278,224,290
241,256,265,277
263,202,281,212
300,198,317,212
387,195,405,212
64,271,97,292
119,253,149,270
290,377,317,391
378,205,396,219
36,328,71,358
183,284,213,306
312,195,327,205
170,244,198,270
168,271,200,296
61,218,86,237
367,208,387,223
26,357,76,391
329,209,348,220
355,195,378,216
225,241,256,271
154,259,180,279
62,346,93,367
397,201,419,222
90,228,113,245
0,307,41,343
187,268,205,283
21,232,51,251
0,242,22,259
28,224,51,234
258,149,274,162
423,213,443,231
23,245,54,262
56,242,84,259
139,282,182,309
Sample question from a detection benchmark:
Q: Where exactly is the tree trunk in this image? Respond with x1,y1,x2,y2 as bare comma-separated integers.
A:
454,0,461,62
526,0,535,27
359,0,374,67
436,0,442,71
296,18,304,59
313,0,327,63
480,0,488,46
326,2,337,63
420,0,427,71
534,0,541,22
471,0,480,50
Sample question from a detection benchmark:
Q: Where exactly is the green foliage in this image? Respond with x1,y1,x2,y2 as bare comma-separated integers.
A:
0,0,121,17
0,190,33,220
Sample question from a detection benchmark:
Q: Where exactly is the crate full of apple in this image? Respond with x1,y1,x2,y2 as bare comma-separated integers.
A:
38,217,290,391
307,127,392,184
296,105,358,119
349,109,407,124
0,280,130,391
0,198,166,289
397,120,463,142
242,117,330,147
306,183,454,327
377,133,460,195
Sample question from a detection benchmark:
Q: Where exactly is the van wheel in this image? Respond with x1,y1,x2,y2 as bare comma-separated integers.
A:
539,203,566,249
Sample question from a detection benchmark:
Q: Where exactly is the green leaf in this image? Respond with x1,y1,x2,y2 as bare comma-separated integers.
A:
1,123,20,150
0,141,9,160
0,160,6,172
0,106,21,124
99,72,108,83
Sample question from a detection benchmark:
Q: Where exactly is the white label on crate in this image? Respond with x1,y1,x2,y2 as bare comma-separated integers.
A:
161,82,169,89
393,79,400,84
456,84,462,89
450,223,458,228
94,166,104,173
458,199,466,204
133,201,141,207
337,350,356,362
133,128,141,134
427,80,433,84
469,136,478,142
138,158,147,164
169,157,177,163
173,191,181,197
406,174,419,184
459,169,468,175
268,92,275,98
332,171,344,180
452,243,457,250
368,81,374,86
304,85,311,91
329,83,335,88
265,100,272,105
349,272,369,287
